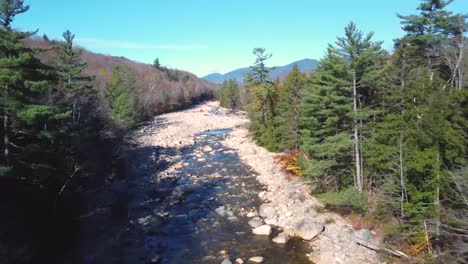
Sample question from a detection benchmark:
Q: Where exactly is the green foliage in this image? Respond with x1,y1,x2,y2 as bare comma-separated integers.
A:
153,57,161,69
105,66,135,127
219,78,240,110
0,165,11,176
317,187,367,213
274,65,305,151
0,0,29,29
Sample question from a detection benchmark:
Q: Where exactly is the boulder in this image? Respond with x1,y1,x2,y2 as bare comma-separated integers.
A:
352,229,371,246
264,216,278,226
272,232,289,244
248,217,263,228
252,225,272,236
259,203,276,218
294,219,324,240
248,256,264,263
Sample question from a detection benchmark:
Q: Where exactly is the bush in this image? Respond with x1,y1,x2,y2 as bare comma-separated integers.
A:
317,187,367,214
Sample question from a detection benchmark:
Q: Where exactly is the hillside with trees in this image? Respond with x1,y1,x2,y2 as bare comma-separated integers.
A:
220,1,468,262
25,37,218,119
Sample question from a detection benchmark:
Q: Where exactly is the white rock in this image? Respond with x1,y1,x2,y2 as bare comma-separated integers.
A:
264,216,278,226
202,145,213,152
246,211,257,218
252,225,272,236
272,232,290,244
248,256,264,263
235,258,244,264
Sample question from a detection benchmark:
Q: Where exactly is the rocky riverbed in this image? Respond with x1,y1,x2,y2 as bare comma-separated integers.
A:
128,101,380,264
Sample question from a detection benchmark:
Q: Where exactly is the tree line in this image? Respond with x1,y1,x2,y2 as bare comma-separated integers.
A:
221,0,467,262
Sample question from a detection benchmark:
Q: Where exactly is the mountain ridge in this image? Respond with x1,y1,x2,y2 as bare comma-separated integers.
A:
203,58,319,84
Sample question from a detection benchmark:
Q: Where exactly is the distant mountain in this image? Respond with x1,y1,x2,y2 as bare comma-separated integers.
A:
203,58,319,84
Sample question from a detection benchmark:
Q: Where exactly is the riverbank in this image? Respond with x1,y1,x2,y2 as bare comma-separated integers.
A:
132,101,379,263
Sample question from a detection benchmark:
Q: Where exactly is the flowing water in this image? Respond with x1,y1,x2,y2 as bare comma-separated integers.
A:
126,128,312,263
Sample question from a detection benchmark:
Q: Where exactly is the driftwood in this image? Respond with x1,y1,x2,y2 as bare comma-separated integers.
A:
356,241,410,259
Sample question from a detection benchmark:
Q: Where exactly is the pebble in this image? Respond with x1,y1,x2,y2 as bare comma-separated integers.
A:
235,258,244,264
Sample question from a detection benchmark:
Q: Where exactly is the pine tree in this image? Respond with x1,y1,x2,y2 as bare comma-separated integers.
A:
250,48,271,85
219,79,240,110
274,65,305,151
153,57,161,69
0,0,63,174
56,30,95,124
105,66,135,127
397,0,467,89
299,49,353,191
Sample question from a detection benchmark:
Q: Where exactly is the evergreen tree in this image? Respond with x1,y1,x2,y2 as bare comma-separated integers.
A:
105,66,135,127
0,0,63,176
153,57,160,69
250,48,272,85
219,79,240,110
299,49,353,191
274,65,305,151
397,0,467,89
56,30,95,124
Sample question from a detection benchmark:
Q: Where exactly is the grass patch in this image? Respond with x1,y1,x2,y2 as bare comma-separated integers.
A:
317,187,367,215
324,218,335,224
313,205,325,214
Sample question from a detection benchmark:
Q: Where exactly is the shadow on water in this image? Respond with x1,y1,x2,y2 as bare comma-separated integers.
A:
121,128,312,263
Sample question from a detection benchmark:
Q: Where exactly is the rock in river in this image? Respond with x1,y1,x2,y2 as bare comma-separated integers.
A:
252,225,272,236
272,232,290,244
203,145,213,152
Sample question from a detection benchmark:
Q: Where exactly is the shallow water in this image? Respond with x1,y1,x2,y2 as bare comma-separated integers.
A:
126,129,312,263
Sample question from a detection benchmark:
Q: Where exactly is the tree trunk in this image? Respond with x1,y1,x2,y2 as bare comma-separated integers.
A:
434,152,441,253
353,70,362,192
399,132,407,218
3,84,9,165
72,97,77,123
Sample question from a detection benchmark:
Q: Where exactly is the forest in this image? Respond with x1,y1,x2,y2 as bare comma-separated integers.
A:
219,0,467,262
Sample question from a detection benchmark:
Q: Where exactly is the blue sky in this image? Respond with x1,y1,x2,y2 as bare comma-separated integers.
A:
14,0,467,77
